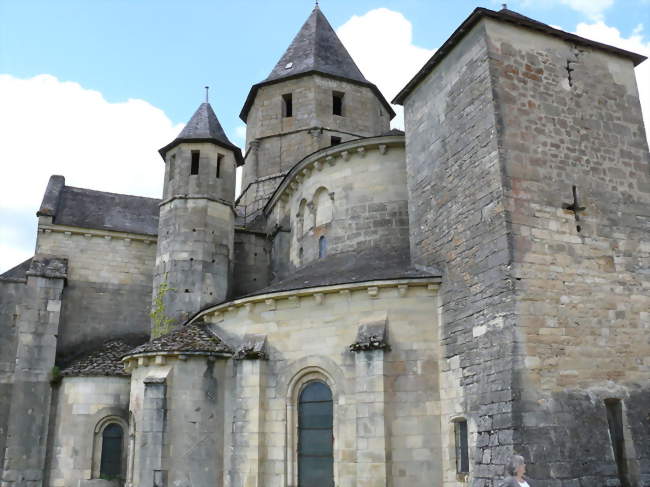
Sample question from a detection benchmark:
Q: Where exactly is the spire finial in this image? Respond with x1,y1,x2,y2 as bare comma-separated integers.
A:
501,3,508,9
205,86,209,103
315,0,319,9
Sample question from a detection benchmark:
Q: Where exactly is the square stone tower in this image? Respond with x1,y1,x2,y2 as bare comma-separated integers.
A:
395,7,649,486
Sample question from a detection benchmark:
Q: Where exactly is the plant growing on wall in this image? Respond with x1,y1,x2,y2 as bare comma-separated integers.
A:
150,274,175,338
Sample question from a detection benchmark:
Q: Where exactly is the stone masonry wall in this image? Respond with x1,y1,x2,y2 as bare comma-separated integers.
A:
484,19,650,486
46,376,130,487
127,357,229,487
279,142,409,271
239,74,390,215
36,228,155,357
232,230,271,298
203,280,441,487
402,22,518,486
0,280,25,480
1,257,67,487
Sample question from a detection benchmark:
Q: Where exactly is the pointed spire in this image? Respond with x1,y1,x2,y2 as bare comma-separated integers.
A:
264,7,368,85
160,102,244,165
176,102,232,143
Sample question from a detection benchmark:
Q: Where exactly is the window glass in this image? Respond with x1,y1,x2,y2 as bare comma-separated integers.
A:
100,423,123,479
318,236,327,259
298,381,333,487
454,420,469,473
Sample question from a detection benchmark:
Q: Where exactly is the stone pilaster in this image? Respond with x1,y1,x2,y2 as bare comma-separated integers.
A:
350,320,390,487
229,335,267,487
138,377,167,487
1,255,67,487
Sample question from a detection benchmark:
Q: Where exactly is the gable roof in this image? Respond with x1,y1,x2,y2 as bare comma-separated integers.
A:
159,102,244,165
37,175,160,236
239,7,395,122
123,322,233,358
393,7,647,105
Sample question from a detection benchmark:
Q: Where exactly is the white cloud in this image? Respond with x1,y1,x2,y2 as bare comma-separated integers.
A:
337,8,434,129
561,0,613,19
0,74,183,272
573,21,650,140
235,124,247,142
517,0,614,20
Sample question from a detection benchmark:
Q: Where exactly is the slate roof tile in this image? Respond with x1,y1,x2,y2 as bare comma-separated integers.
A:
242,249,439,298
159,103,244,165
60,339,136,377
123,322,232,357
0,258,33,281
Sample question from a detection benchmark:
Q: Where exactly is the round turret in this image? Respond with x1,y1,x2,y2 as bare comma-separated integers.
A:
153,102,243,330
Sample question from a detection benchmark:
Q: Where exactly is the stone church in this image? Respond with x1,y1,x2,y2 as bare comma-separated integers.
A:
1,5,649,487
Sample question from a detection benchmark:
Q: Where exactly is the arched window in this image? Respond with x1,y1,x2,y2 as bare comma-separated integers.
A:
298,381,334,487
100,423,124,479
314,188,333,227
318,236,327,259
296,199,307,237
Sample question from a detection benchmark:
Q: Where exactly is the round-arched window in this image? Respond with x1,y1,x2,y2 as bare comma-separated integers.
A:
100,423,124,479
318,236,327,259
298,381,333,487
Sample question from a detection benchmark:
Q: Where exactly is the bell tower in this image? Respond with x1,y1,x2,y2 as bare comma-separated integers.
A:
154,100,244,330
238,5,394,216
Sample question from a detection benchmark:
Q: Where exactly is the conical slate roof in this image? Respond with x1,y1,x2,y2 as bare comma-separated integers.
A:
160,102,244,165
264,6,368,84
240,7,394,121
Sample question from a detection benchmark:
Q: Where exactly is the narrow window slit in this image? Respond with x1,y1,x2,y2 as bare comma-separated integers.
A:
216,154,223,178
332,91,344,116
454,419,469,474
283,93,293,118
191,151,200,175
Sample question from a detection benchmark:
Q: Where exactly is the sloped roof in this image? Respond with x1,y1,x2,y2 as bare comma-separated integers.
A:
243,249,439,297
37,175,160,236
55,186,160,235
123,322,232,358
393,7,647,104
240,7,395,121
60,339,138,377
0,258,33,281
159,102,244,165
265,6,368,85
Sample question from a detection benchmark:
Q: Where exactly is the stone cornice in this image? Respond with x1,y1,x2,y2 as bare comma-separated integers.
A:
264,134,405,215
189,277,440,326
38,223,157,244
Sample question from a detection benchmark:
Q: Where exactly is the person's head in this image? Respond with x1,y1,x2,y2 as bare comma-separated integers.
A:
506,455,526,477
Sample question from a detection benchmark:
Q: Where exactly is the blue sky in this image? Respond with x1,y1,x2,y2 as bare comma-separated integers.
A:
1,0,649,272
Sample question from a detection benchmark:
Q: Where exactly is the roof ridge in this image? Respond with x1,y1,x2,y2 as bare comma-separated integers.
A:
63,185,161,202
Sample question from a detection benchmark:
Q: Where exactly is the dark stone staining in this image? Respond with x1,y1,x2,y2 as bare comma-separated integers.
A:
232,230,271,298
403,23,517,482
234,334,267,360
57,280,153,356
349,320,390,352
